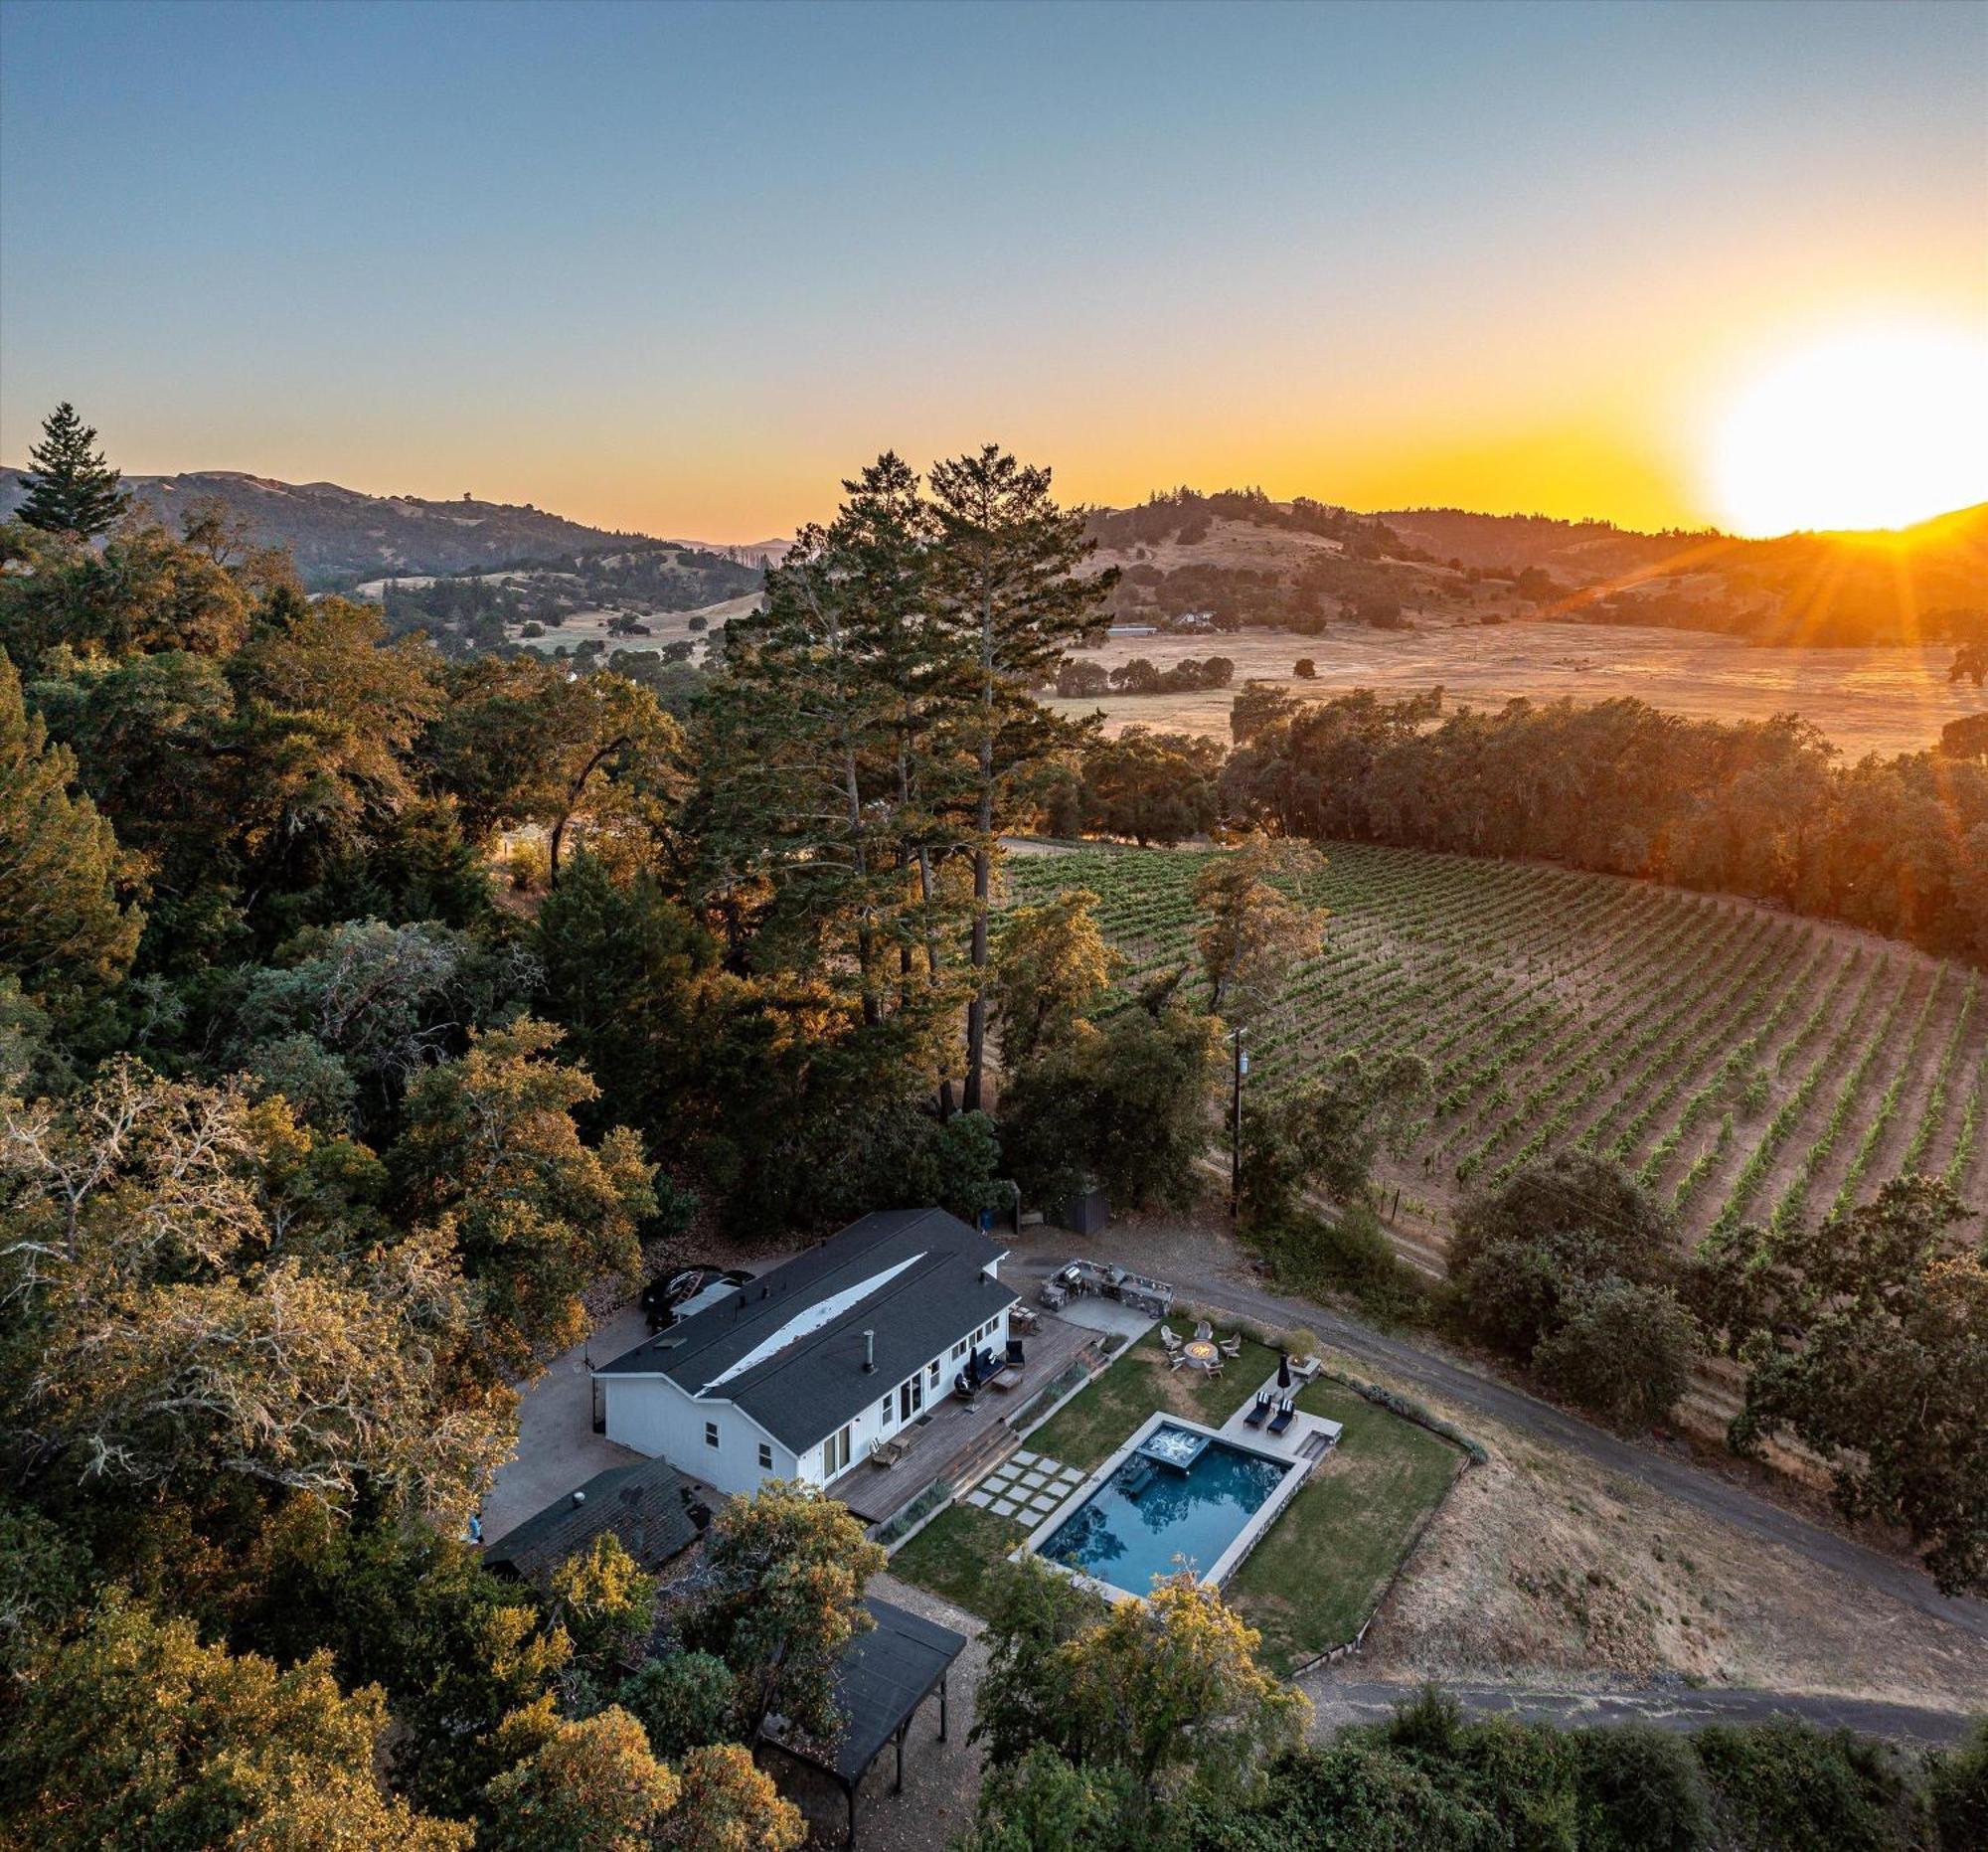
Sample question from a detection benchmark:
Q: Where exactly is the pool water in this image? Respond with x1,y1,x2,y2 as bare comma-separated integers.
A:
1037,1422,1288,1595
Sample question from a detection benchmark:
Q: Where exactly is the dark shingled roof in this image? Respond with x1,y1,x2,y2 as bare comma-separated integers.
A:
483,1457,699,1585
767,1596,968,1785
595,1208,1018,1451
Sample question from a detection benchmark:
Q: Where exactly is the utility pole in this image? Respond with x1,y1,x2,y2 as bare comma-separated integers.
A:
1229,1025,1248,1220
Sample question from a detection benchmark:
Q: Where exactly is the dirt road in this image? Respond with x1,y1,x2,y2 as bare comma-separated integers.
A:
1304,1676,1979,1747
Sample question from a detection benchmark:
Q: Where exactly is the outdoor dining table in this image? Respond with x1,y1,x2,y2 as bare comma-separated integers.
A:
1180,1339,1221,1370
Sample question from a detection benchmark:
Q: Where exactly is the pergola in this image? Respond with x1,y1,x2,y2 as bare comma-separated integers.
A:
761,1596,968,1847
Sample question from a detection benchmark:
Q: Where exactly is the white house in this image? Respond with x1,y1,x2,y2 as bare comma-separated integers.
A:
592,1208,1017,1498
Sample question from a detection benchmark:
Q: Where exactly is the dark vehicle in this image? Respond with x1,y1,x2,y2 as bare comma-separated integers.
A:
641,1264,753,1331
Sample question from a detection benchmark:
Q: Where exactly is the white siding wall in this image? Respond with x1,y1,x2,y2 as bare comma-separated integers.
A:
598,1296,1014,1497
599,1373,797,1497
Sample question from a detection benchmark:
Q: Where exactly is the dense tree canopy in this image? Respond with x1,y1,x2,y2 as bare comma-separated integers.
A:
1696,1177,1987,1594
1221,689,1988,962
0,1596,470,1850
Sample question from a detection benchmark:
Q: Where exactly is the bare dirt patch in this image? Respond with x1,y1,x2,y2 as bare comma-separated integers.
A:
1371,1392,1988,1711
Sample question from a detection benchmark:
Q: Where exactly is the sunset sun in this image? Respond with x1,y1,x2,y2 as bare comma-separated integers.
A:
1711,327,1988,538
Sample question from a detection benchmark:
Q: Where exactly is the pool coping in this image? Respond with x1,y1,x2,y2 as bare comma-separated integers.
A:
1012,1410,1313,1606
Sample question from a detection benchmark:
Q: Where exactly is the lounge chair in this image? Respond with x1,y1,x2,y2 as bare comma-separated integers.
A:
1242,1395,1271,1429
1158,1325,1183,1352
869,1435,910,1468
1193,1319,1213,1342
1267,1399,1296,1436
1217,1333,1242,1358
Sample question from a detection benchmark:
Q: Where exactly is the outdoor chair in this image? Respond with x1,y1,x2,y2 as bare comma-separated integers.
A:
1193,1319,1213,1343
1267,1399,1296,1436
1158,1325,1183,1352
1218,1334,1242,1357
1243,1395,1271,1429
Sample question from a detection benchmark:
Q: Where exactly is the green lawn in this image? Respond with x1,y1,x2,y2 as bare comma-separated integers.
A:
1225,1378,1464,1673
1027,1326,1280,1470
887,1502,1027,1618
888,1336,1463,1661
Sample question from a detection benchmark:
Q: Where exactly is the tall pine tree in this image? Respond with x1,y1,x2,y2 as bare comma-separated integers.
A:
927,446,1115,1110
15,402,131,538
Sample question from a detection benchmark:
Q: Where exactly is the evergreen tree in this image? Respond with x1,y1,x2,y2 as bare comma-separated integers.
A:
15,402,131,538
926,445,1116,1109
0,655,143,1005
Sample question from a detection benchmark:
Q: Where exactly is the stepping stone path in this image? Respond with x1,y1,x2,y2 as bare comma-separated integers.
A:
972,1450,1086,1525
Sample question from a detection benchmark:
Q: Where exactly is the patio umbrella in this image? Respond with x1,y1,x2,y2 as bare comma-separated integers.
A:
1277,1350,1291,1390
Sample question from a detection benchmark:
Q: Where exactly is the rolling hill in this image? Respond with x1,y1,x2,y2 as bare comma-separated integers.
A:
1083,489,1986,646
0,465,787,588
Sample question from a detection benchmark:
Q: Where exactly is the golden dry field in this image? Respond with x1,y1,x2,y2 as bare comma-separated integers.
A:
1045,618,1982,759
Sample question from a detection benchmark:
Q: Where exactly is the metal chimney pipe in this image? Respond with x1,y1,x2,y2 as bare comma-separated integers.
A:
862,1330,875,1373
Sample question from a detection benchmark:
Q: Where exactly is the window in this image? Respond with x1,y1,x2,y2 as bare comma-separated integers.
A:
951,1338,967,1360
704,1421,720,1449
927,1360,940,1386
757,1442,773,1471
823,1425,852,1476
880,1396,893,1423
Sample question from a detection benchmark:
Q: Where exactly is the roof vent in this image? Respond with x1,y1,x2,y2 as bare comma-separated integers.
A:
862,1329,876,1373
571,1489,586,1508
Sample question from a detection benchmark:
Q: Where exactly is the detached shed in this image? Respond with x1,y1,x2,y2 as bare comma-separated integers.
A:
482,1457,701,1586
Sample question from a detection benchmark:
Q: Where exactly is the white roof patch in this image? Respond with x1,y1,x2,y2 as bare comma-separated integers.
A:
700,1252,925,1393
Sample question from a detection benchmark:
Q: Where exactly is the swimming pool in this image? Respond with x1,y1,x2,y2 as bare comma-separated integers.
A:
1034,1419,1295,1599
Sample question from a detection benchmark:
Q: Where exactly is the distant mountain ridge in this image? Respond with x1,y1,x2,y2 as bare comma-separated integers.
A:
4,459,1975,645
0,465,788,587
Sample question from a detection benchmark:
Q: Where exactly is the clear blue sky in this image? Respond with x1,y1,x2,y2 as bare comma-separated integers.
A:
2,0,1982,537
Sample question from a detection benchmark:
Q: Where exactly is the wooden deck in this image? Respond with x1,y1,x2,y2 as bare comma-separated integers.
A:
827,1312,1098,1524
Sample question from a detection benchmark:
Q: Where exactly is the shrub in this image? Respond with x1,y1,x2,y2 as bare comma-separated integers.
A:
506,840,549,891
1533,1280,1698,1426
1926,1720,1988,1851
1261,1207,1426,1325
617,1651,738,1763
1574,1724,1716,1851
1695,1719,1919,1851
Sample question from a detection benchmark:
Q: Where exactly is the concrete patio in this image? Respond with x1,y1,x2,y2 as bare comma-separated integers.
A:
481,1303,651,1542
